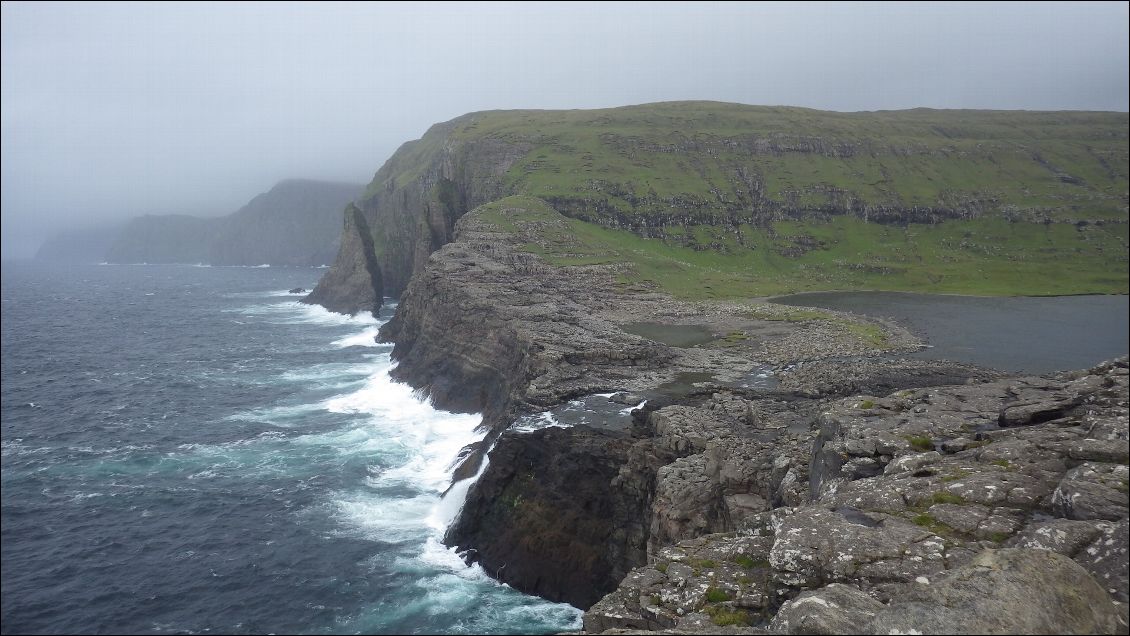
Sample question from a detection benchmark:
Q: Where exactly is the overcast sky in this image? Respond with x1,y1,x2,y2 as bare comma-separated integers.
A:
2,1,1128,258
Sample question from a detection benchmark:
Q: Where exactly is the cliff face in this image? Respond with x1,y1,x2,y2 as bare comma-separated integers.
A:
308,103,1127,314
377,196,696,419
300,204,383,316
102,179,362,266
306,120,530,313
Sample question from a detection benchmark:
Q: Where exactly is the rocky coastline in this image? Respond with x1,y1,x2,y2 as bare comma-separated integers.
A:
356,197,1130,633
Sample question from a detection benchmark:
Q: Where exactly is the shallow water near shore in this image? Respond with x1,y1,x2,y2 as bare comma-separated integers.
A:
772,291,1129,374
1,261,581,634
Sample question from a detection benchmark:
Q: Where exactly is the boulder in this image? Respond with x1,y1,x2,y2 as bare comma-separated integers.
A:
865,548,1123,635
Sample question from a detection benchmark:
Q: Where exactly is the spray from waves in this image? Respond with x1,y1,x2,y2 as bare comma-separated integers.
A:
332,327,383,348
229,299,378,327
318,350,582,630
217,292,582,630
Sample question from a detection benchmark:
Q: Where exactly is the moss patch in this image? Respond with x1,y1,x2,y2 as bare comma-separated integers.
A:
905,435,935,452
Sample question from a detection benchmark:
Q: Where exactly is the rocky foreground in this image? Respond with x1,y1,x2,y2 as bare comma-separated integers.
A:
584,357,1128,634
374,199,1129,634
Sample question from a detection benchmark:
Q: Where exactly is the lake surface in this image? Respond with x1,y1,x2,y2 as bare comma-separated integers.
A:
0,261,580,635
772,291,1129,374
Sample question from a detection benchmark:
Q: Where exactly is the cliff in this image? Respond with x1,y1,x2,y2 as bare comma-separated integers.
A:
375,195,1128,633
317,104,1129,632
308,102,1128,314
101,179,362,266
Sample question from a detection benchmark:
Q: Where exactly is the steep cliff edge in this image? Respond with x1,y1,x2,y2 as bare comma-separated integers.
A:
320,104,1129,628
376,194,1127,631
379,196,968,608
300,204,384,316
308,102,1128,315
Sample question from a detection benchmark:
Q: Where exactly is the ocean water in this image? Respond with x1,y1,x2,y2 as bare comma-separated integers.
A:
0,261,581,635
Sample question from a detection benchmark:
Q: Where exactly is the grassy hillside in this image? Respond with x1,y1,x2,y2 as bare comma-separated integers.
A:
358,102,1128,297
475,195,1128,298
442,102,1128,224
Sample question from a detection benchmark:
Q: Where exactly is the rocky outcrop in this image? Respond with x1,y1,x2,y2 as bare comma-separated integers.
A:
301,204,383,316
769,549,1124,635
379,197,1033,613
306,118,532,312
583,357,1129,633
863,548,1124,635
445,426,643,608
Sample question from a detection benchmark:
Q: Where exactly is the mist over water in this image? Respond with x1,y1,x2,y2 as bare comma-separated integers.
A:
0,261,580,634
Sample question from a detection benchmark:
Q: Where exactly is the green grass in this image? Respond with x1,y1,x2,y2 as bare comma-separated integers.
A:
905,435,935,452
732,554,767,569
860,399,876,409
439,103,1128,224
704,587,732,603
912,513,956,536
705,606,751,627
929,491,966,505
480,198,1128,298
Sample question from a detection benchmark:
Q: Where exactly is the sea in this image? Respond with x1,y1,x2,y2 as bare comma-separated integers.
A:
0,261,582,635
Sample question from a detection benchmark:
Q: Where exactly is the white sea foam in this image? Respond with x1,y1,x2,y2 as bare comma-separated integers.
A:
279,363,374,384
620,399,647,415
249,303,585,628
429,443,493,532
510,411,568,433
332,327,381,348
230,300,378,327
225,402,327,426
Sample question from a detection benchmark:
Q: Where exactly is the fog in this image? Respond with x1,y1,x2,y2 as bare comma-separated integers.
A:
3,1,1127,259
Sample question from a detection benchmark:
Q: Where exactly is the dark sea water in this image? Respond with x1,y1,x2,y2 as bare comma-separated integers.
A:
773,291,1130,374
0,261,581,635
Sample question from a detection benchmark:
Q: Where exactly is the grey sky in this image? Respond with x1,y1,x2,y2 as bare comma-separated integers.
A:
3,1,1128,258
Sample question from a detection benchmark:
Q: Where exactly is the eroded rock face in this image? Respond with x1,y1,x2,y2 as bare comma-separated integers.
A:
443,426,641,608
865,549,1124,635
583,357,1129,633
769,583,884,635
302,204,383,316
306,117,533,314
378,204,681,419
